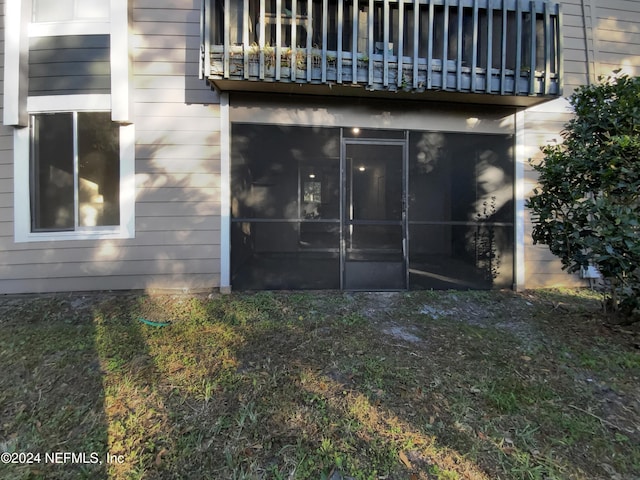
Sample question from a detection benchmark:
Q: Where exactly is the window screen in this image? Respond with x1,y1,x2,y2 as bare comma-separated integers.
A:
231,124,341,289
30,112,120,232
408,131,514,289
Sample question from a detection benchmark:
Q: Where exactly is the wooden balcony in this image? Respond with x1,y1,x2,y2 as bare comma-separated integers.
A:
200,0,562,105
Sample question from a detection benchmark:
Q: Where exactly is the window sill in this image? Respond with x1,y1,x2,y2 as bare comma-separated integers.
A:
29,20,110,38
16,228,134,244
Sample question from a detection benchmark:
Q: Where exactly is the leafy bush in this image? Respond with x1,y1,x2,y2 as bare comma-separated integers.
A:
527,75,640,321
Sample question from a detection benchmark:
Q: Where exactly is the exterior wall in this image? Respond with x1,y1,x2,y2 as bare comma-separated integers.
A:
229,95,516,134
521,98,584,288
593,0,640,80
0,0,222,294
0,3,12,270
2,0,638,293
521,0,640,288
28,35,111,96
561,0,591,91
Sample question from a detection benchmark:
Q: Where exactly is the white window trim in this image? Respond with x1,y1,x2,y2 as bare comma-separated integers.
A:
220,93,231,292
27,94,112,113
3,0,31,127
29,21,110,38
14,95,135,243
110,0,132,123
29,0,111,37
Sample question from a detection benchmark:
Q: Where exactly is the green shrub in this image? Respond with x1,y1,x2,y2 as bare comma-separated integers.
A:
527,75,640,321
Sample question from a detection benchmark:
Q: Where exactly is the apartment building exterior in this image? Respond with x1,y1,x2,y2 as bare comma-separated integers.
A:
0,0,638,294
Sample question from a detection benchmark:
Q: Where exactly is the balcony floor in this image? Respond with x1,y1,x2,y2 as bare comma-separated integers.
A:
207,77,558,108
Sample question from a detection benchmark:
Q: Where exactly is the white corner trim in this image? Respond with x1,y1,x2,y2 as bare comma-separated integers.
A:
119,123,136,238
220,93,231,290
13,126,31,241
3,0,30,126
110,0,132,123
27,95,112,113
514,110,526,291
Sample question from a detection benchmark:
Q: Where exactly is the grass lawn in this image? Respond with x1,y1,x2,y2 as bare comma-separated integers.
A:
0,289,639,479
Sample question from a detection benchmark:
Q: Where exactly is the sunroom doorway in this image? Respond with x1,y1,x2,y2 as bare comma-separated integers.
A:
343,139,407,290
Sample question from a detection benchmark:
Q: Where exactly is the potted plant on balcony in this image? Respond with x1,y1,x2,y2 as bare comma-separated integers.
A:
263,43,275,78
325,52,337,81
356,53,369,82
247,43,260,77
307,49,321,80
294,50,307,80
280,48,292,78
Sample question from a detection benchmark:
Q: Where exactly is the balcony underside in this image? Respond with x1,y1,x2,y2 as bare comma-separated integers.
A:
208,78,552,107
202,0,563,107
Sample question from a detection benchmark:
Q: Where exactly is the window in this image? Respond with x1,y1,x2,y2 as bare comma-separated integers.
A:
33,0,109,23
14,99,135,242
303,181,322,204
30,112,120,231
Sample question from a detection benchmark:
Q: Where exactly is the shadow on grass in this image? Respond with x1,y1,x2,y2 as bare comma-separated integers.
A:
2,289,638,479
0,295,108,480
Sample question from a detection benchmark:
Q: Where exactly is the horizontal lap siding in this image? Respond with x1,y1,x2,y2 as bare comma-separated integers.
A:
522,0,640,288
522,100,585,288
0,0,13,267
28,35,111,96
594,2,640,78
560,1,590,93
126,0,222,293
0,0,223,294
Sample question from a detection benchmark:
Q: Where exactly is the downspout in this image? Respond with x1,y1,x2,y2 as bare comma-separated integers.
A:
581,0,598,84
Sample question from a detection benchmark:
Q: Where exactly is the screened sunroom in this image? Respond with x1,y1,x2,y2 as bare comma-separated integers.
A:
230,120,513,290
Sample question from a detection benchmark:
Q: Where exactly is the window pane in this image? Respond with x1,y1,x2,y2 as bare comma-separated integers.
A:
346,225,403,255
31,113,75,230
33,0,74,22
75,0,110,20
408,132,513,223
231,124,340,219
347,144,403,222
78,113,120,227
409,224,513,289
231,221,340,289
33,0,108,22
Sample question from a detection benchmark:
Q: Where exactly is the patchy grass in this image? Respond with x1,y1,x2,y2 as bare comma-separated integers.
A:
0,289,639,479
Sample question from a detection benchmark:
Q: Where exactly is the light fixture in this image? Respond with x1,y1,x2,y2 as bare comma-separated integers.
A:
358,166,366,172
309,173,316,179
352,127,360,135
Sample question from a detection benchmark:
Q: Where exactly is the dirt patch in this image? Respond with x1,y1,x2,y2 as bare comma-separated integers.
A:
382,324,423,344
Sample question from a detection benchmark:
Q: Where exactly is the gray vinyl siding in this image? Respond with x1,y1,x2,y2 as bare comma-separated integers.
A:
522,105,585,288
593,1,640,79
28,35,111,96
0,0,15,276
0,0,222,294
559,0,590,93
520,0,640,288
2,0,640,293
131,0,221,292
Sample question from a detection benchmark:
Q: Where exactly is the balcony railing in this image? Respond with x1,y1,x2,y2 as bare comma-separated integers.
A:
201,0,562,99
